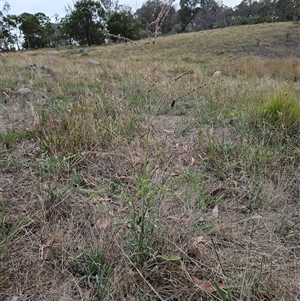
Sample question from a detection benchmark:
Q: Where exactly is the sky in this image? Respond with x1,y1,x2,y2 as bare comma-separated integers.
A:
2,0,242,17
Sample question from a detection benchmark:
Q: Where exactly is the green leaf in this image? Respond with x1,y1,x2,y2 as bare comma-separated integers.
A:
157,255,181,261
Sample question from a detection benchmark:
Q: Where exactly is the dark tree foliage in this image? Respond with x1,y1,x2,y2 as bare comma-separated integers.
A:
61,0,106,46
192,0,225,30
18,12,54,49
179,0,229,31
232,0,300,24
48,14,69,47
100,0,119,15
135,0,177,34
107,10,142,41
257,0,276,22
275,0,299,21
178,0,200,31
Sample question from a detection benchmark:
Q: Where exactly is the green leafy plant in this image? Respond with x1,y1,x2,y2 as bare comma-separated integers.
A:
0,203,30,260
0,129,34,150
214,282,233,301
37,153,78,177
71,169,84,187
69,249,111,300
126,171,166,267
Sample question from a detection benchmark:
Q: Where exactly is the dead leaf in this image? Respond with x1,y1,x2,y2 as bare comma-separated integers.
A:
192,236,205,248
191,157,201,165
163,129,175,134
116,175,133,180
122,270,136,281
83,176,97,187
89,196,112,204
210,187,225,196
192,236,208,250
96,218,110,229
198,153,204,160
191,274,225,293
40,236,55,249
166,215,189,222
198,243,209,251
182,145,189,152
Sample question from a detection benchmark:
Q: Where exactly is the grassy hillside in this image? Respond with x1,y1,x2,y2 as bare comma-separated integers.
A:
0,22,299,301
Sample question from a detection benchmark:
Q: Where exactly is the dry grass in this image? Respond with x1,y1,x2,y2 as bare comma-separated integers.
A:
1,22,300,301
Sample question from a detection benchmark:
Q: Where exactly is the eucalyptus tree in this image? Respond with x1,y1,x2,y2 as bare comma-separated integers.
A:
18,12,54,49
135,0,177,34
61,0,106,46
107,8,142,41
0,1,18,50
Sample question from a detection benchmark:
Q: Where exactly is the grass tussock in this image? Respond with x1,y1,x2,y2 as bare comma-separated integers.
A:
261,91,300,139
0,20,300,301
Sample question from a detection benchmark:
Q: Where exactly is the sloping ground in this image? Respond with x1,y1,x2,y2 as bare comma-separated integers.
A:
1,22,300,301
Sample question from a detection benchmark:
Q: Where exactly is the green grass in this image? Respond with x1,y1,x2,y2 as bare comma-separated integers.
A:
260,91,300,140
0,203,30,263
0,129,35,150
69,249,112,300
0,22,299,300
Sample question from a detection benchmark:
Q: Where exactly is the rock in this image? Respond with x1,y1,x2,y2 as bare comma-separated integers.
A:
70,48,93,55
81,48,92,55
47,57,54,64
23,64,56,78
212,70,221,77
86,59,100,66
81,49,89,56
17,88,32,95
70,48,86,54
212,204,218,218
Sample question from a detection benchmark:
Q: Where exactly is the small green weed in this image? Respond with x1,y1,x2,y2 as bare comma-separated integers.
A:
245,276,270,301
69,249,112,300
215,282,233,301
37,153,78,177
0,129,35,150
0,154,20,172
71,169,84,187
0,203,29,260
181,171,221,211
194,220,216,232
126,172,166,267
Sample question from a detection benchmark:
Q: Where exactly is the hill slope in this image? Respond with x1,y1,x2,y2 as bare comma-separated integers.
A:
0,22,299,301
